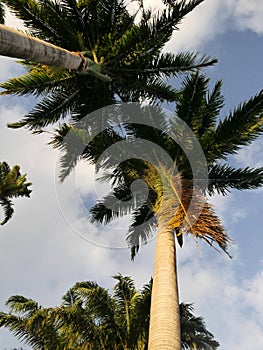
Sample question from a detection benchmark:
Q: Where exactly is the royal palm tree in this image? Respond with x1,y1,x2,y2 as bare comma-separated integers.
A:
0,161,32,225
0,0,216,135
0,275,219,349
86,73,263,349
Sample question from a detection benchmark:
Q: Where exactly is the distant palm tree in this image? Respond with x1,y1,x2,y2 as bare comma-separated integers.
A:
0,275,219,350
0,161,31,225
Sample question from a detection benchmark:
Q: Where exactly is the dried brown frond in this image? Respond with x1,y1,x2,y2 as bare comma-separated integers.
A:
158,173,232,257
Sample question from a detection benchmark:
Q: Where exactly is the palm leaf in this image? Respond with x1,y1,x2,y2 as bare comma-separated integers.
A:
0,197,13,225
0,162,32,225
0,64,73,97
203,89,263,162
208,164,263,195
5,295,40,317
0,1,5,23
2,0,82,50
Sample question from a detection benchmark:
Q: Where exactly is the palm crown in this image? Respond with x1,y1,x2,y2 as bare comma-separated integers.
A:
1,0,216,133
88,73,263,258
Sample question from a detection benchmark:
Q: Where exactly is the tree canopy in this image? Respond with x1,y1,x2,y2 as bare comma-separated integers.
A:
0,275,220,350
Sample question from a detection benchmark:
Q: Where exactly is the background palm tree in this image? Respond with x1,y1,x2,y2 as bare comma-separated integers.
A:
0,275,220,350
87,73,263,349
0,161,32,225
1,0,216,136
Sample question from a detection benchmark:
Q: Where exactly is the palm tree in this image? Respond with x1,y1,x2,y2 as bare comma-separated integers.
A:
0,161,32,225
0,0,216,136
0,275,220,350
87,73,263,349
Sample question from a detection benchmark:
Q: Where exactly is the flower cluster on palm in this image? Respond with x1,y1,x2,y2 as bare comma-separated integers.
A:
0,275,220,350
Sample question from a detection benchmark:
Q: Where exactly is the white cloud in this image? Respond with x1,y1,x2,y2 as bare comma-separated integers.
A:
177,249,263,350
233,0,263,34
165,0,230,52
244,270,263,318
235,138,263,169
4,5,24,29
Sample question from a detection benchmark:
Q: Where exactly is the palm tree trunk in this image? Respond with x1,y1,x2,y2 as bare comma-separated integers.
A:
148,217,181,350
0,24,87,70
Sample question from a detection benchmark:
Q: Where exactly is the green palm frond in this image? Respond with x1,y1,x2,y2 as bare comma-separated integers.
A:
2,0,82,50
90,184,137,225
198,80,224,135
0,313,29,344
137,0,205,55
126,52,217,79
0,64,73,96
180,303,220,350
175,73,208,132
0,162,32,225
0,1,5,24
127,205,155,260
5,295,40,317
203,89,263,162
0,197,13,225
208,164,263,195
9,89,81,130
113,274,137,314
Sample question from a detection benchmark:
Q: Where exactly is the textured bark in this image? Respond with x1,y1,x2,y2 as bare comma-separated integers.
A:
148,218,181,350
0,24,84,70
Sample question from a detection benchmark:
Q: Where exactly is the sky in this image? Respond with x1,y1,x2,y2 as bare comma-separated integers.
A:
0,0,263,349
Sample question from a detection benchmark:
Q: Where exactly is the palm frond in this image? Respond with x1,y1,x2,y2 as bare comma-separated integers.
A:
90,182,141,225
198,80,224,135
2,0,82,50
203,89,263,162
8,89,80,130
5,295,40,317
127,52,216,79
175,72,208,132
136,0,205,56
0,1,5,23
127,205,156,260
0,162,32,225
0,64,73,97
180,302,220,349
0,197,13,225
208,164,263,195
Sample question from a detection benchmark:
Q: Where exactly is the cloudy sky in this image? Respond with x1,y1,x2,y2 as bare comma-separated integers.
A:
0,1,263,349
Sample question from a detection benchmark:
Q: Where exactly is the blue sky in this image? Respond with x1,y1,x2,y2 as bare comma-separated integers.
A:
0,1,263,349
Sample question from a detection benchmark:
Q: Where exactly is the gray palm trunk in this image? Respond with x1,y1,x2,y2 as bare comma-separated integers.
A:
0,24,110,81
148,216,181,350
